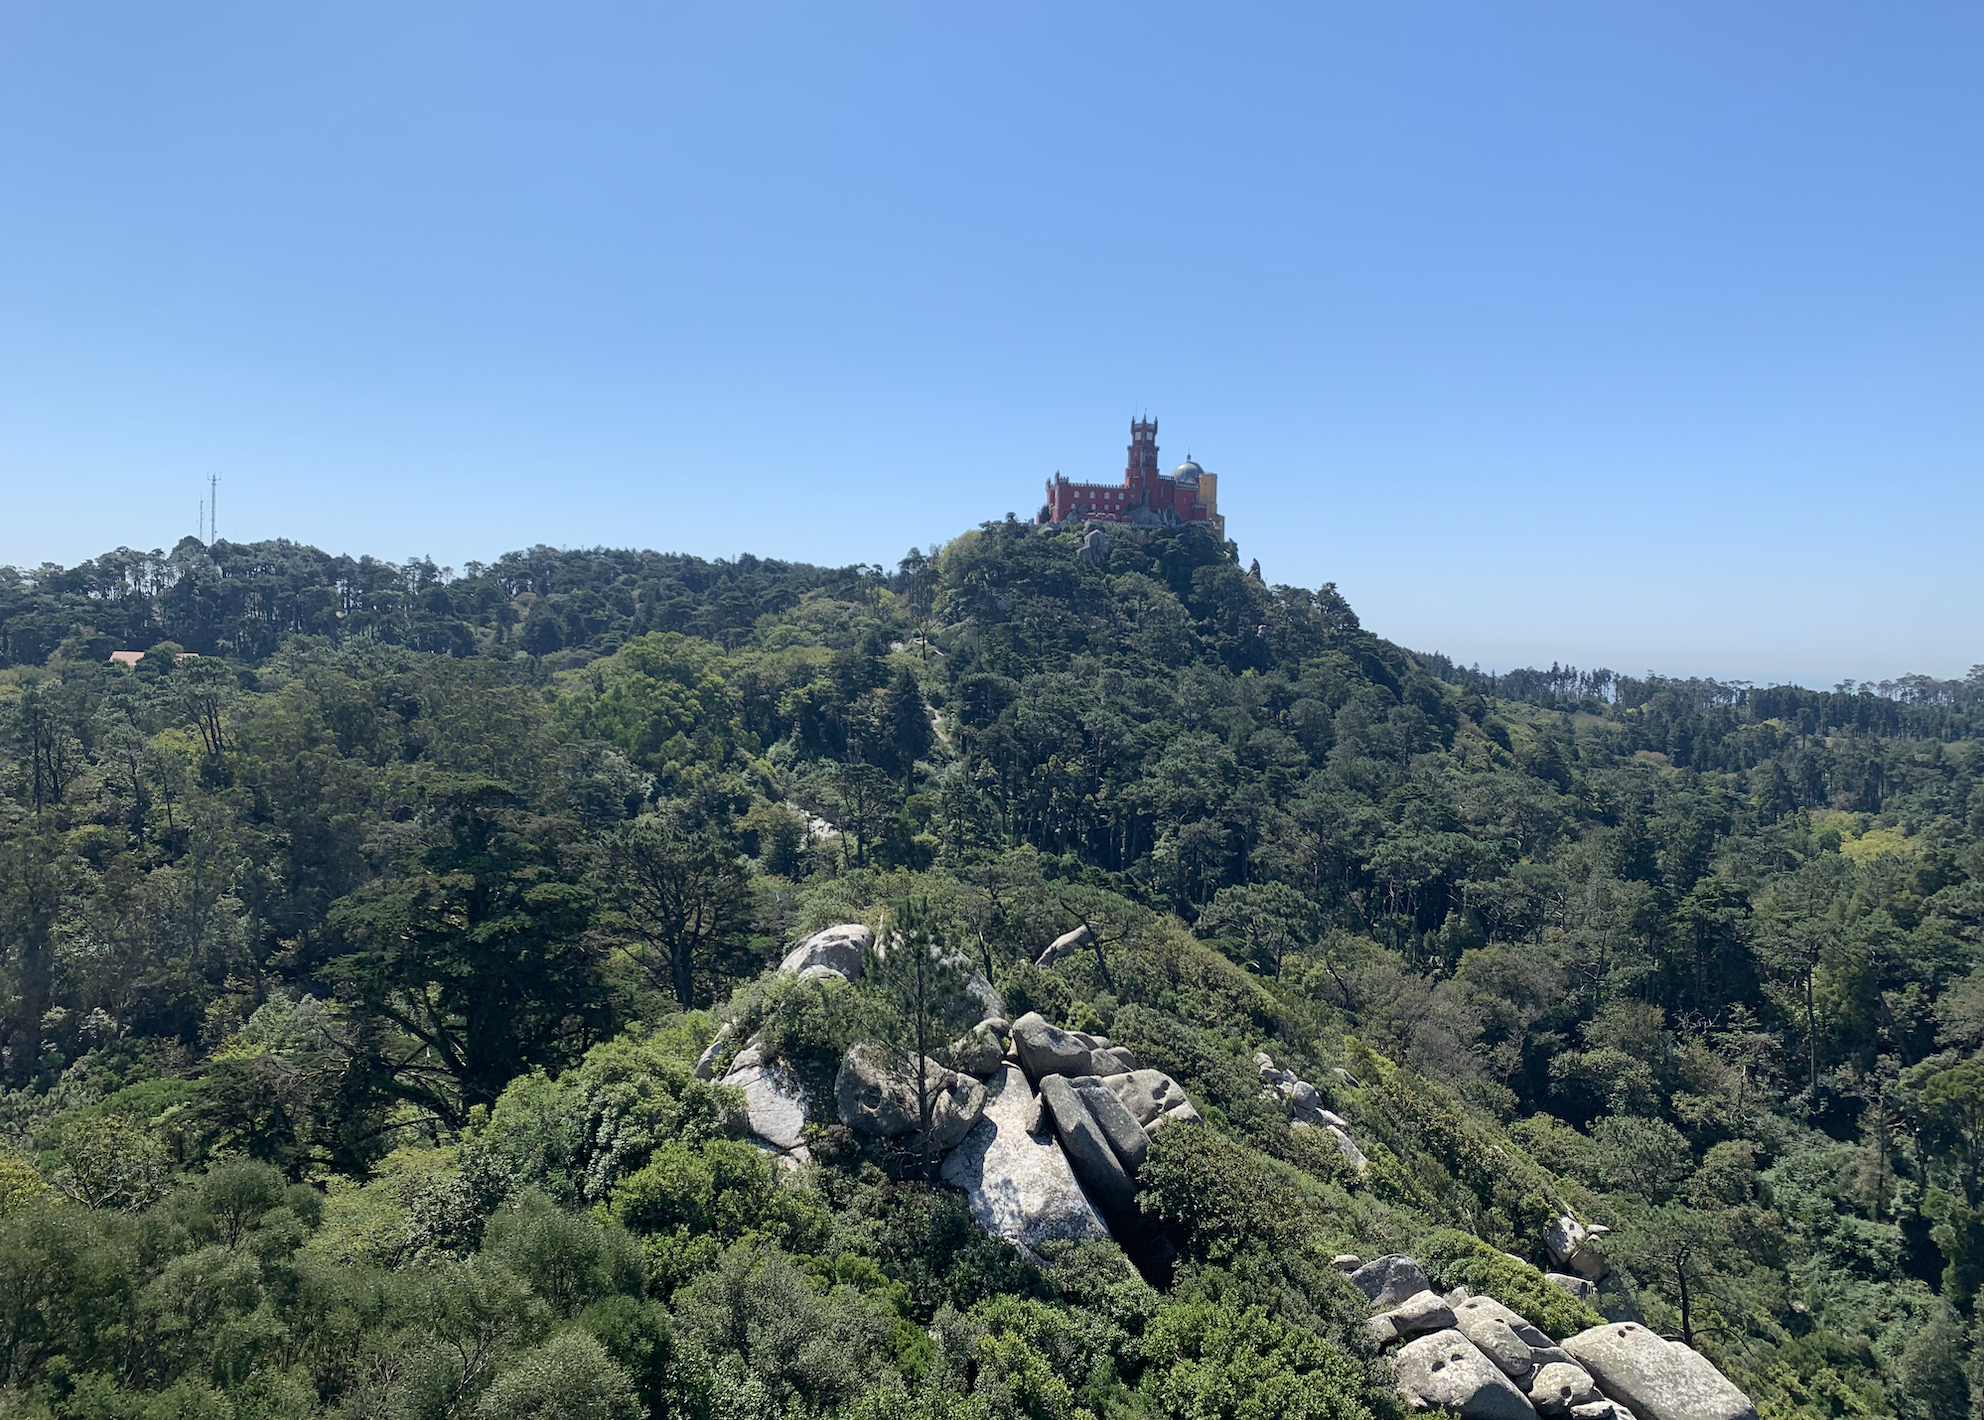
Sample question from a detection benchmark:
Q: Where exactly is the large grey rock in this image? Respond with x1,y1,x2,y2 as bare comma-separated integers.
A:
1039,1073,1137,1218
719,1059,811,1153
1352,1254,1432,1310
1394,1329,1539,1420
1530,1362,1602,1416
1011,1012,1096,1081
1103,1068,1191,1127
1070,1076,1152,1173
1563,1324,1756,1420
1545,1214,1587,1267
1326,1124,1369,1171
1546,1272,1597,1303
1372,1290,1457,1344
1036,924,1093,968
941,1063,1109,1254
952,1020,1008,1079
1453,1295,1550,1377
779,924,872,980
834,1046,986,1152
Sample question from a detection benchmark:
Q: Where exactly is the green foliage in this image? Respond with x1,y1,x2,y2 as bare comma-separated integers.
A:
1416,1228,1604,1340
5,521,1984,1416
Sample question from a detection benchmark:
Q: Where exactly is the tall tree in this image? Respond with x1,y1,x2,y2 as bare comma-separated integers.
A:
598,815,756,1009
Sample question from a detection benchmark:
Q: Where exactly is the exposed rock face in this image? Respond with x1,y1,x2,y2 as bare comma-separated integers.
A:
1530,1362,1602,1416
1563,1324,1758,1420
779,924,872,980
1353,1254,1433,1310
1036,924,1093,968
1011,1012,1100,1081
1039,1073,1137,1218
941,1063,1109,1255
834,1046,986,1152
1452,1294,1550,1378
719,1058,811,1161
1394,1329,1539,1420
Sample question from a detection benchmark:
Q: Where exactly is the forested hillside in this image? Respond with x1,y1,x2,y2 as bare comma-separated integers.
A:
2,520,1980,1420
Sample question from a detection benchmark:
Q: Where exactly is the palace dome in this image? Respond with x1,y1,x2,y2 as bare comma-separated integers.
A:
1170,460,1203,484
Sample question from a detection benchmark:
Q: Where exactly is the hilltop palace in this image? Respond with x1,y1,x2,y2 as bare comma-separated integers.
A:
1039,418,1225,541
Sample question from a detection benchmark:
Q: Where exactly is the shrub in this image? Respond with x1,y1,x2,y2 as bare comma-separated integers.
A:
1416,1228,1603,1340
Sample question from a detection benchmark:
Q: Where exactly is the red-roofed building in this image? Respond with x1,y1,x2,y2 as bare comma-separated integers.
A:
1040,418,1224,540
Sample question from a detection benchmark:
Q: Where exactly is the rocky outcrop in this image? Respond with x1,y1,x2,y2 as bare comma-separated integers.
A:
1039,1074,1138,1219
1353,1254,1433,1310
693,1021,735,1080
1394,1330,1539,1420
941,1063,1109,1256
834,1045,987,1153
1361,1257,1751,1420
778,924,873,980
1257,1051,1368,1172
1563,1324,1757,1420
1544,1215,1611,1281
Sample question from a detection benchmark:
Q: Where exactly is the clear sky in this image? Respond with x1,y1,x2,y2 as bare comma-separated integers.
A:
2,3,1978,688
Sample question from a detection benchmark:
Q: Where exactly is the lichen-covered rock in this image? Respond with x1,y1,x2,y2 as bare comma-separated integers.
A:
941,1063,1109,1255
779,924,872,980
1563,1324,1756,1420
1352,1254,1433,1310
1545,1214,1587,1267
1011,1012,1097,1081
1394,1329,1539,1420
1039,1073,1137,1219
1529,1362,1601,1416
834,1046,986,1152
1333,1254,1364,1271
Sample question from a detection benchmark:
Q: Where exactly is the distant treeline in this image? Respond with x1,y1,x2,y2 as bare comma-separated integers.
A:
0,539,872,667
1417,652,1984,748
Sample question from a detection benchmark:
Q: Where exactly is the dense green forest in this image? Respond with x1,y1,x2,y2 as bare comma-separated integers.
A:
2,521,1981,1420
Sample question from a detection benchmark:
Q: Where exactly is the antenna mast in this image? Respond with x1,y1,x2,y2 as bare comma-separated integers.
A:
208,473,219,542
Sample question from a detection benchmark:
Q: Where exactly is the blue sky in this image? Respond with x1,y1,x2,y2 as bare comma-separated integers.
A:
2,3,1978,687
